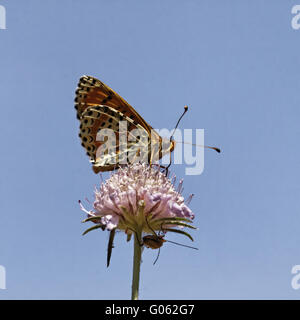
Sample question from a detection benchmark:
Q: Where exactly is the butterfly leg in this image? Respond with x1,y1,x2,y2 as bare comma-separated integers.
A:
150,163,169,176
163,106,189,176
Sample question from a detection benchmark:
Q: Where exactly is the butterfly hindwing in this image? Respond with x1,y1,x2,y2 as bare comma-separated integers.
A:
79,105,151,172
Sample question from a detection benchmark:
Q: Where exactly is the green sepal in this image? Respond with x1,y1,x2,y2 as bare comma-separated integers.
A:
154,217,194,224
120,206,138,230
82,224,105,236
107,229,116,268
81,215,103,223
162,228,194,241
160,221,197,230
126,233,132,242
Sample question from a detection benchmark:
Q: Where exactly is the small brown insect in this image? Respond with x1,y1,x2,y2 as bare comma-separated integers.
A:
141,216,198,264
142,234,166,250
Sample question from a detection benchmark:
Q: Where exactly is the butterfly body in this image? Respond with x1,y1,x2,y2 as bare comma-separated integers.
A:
75,75,175,172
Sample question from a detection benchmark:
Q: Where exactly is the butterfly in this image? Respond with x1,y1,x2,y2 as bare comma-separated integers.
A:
74,75,175,173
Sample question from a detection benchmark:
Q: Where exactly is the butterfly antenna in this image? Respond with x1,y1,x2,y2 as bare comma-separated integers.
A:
165,240,199,250
165,106,189,174
177,141,221,153
170,105,189,142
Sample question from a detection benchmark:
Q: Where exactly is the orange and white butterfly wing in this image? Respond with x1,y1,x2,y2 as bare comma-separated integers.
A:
75,76,174,172
75,75,151,132
79,105,151,173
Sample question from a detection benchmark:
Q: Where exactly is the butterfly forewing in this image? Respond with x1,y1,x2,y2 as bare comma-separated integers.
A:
75,76,150,130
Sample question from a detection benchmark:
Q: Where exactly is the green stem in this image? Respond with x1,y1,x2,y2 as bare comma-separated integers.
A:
131,230,142,300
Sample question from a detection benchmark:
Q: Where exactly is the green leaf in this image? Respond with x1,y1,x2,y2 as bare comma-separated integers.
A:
162,228,194,241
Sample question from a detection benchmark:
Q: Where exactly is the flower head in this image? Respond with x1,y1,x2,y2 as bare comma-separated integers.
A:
81,163,196,241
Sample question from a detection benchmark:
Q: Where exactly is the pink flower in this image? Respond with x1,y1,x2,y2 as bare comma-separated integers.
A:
81,163,195,240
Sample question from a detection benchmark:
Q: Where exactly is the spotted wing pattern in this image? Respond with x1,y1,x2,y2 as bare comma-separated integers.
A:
75,75,175,173
75,75,151,131
79,105,150,173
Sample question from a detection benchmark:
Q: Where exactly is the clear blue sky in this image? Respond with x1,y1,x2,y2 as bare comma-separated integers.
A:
0,0,300,299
